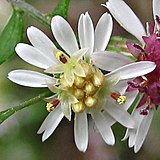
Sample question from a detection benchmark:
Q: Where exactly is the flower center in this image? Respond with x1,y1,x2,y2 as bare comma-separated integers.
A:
60,64,105,113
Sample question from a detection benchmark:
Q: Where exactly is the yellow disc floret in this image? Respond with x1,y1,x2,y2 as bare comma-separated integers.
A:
58,63,105,113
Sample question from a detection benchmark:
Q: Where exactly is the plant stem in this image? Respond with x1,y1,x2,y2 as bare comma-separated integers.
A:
7,0,50,28
0,90,52,124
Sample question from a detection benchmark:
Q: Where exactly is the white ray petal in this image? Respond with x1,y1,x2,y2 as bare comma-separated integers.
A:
102,110,115,126
78,12,94,57
27,26,57,56
91,51,134,71
38,106,64,141
153,0,160,19
51,16,79,55
104,100,135,128
8,70,55,87
94,13,113,51
74,111,88,152
134,109,154,153
106,61,156,80
105,0,146,43
122,106,144,148
61,102,71,121
16,43,57,69
91,111,115,145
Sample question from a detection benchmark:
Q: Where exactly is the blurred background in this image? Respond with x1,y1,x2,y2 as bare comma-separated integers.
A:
0,0,160,160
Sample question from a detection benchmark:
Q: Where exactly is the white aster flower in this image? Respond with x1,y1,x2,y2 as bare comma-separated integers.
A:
103,0,160,153
8,12,156,152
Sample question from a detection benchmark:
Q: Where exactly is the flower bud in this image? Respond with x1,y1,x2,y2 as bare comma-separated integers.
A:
74,76,85,88
72,101,86,113
84,96,97,108
81,63,93,79
92,69,104,87
73,88,84,100
84,81,96,95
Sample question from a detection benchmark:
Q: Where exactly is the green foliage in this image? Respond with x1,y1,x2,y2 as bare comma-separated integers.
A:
0,91,52,124
47,0,70,20
0,7,24,65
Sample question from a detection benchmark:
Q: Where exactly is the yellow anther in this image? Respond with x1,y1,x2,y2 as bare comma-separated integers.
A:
56,51,67,64
46,103,54,112
117,96,126,104
111,92,126,105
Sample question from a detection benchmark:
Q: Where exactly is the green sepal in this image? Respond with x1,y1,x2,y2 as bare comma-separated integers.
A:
0,7,24,65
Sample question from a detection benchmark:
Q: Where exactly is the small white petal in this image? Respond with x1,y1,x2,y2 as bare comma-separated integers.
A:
74,112,88,152
45,64,63,74
122,105,144,147
91,51,134,71
72,48,88,61
78,12,94,57
74,64,86,77
51,16,79,55
134,109,154,153
16,43,57,69
8,70,55,87
153,0,160,19
94,13,113,51
61,102,71,121
102,110,115,126
104,100,135,128
105,0,146,43
37,106,64,141
27,26,57,55
91,111,115,145
64,69,74,86
106,61,156,80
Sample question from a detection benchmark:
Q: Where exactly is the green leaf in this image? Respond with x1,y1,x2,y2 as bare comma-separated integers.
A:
0,7,24,65
47,0,70,20
0,91,52,124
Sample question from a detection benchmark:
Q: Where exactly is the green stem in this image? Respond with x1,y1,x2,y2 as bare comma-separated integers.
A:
0,90,52,124
7,0,50,29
